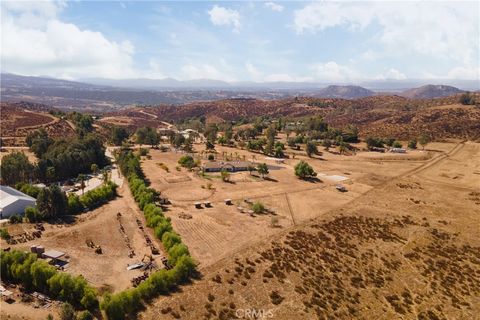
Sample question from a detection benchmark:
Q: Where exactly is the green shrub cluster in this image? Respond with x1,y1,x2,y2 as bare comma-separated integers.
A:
100,150,196,320
0,250,98,310
15,183,41,198
67,182,118,214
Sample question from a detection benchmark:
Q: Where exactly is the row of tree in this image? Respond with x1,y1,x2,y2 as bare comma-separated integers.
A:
12,182,118,223
0,250,98,310
102,149,196,319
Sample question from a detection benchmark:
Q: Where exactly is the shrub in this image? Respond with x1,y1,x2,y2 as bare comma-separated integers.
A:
408,140,417,149
168,243,190,265
67,195,84,215
207,154,215,161
77,182,117,211
162,232,182,251
77,310,93,320
0,228,10,240
60,303,76,320
9,215,22,224
392,141,403,148
365,137,385,149
16,183,41,198
306,141,317,157
220,169,230,182
294,161,317,179
252,202,265,214
24,207,43,222
178,155,195,169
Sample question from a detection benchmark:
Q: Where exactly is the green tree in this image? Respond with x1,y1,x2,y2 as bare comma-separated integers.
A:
178,155,195,169
37,185,68,218
306,141,318,157
60,303,75,320
26,128,52,158
257,163,269,179
294,161,317,179
171,133,185,149
408,140,417,149
111,126,129,146
78,174,86,195
77,310,93,320
392,141,402,148
90,163,98,175
25,207,43,222
418,134,430,150
322,139,332,151
205,140,215,151
135,127,159,147
0,152,33,186
220,169,230,182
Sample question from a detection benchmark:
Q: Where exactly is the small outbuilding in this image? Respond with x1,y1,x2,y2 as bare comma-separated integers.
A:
0,186,36,219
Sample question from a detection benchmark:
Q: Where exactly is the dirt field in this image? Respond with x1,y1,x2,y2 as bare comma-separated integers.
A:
0,182,169,319
139,141,480,320
139,141,461,269
2,140,478,319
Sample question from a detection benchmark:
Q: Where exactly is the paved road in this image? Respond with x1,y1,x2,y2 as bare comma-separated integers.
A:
73,147,124,195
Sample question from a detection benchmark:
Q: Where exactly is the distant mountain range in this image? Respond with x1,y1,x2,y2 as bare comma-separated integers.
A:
399,84,464,99
0,73,477,110
312,85,375,99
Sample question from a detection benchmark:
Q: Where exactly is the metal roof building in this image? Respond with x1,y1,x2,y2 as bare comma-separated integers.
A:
0,185,36,219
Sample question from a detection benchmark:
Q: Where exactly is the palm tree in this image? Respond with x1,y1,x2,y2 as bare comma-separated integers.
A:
91,163,98,175
78,174,86,195
102,170,110,184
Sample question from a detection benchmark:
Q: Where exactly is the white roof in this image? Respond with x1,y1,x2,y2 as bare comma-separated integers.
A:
0,185,36,209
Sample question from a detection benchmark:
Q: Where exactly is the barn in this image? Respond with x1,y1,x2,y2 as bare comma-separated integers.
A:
0,186,36,219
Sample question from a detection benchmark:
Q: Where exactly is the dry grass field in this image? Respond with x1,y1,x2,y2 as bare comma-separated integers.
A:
1,139,478,320
138,141,480,320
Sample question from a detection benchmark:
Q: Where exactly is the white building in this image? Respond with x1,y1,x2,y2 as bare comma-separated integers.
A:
0,186,36,219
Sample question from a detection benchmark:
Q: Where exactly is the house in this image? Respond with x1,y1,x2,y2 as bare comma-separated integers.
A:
202,161,254,173
0,186,36,219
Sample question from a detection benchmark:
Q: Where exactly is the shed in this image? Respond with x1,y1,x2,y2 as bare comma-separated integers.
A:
42,249,65,263
0,186,36,219
224,199,232,205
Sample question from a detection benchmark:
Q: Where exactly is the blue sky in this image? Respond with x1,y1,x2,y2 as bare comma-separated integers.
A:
1,1,479,82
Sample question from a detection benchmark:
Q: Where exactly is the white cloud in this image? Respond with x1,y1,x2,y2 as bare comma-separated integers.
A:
293,2,479,67
311,61,358,82
207,5,240,32
1,1,137,79
423,66,480,80
180,63,235,81
245,62,263,81
264,2,284,12
375,68,407,80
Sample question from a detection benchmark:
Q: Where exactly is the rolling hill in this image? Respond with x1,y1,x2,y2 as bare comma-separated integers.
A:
401,84,464,99
313,85,375,99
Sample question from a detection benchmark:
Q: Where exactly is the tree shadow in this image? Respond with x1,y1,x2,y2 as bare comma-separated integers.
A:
263,176,278,182
303,176,322,183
